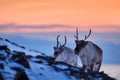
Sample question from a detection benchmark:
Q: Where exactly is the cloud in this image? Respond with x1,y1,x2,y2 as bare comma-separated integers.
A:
0,23,76,33
0,23,120,33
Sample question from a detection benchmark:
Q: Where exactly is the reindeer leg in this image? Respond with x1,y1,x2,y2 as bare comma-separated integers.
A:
83,64,86,69
90,62,94,72
93,61,101,72
81,56,88,72
96,62,102,72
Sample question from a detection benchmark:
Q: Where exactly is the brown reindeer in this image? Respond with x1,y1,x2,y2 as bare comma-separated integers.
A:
74,28,103,72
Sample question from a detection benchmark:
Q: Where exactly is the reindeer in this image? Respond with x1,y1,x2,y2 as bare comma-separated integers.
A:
53,35,78,66
74,28,103,72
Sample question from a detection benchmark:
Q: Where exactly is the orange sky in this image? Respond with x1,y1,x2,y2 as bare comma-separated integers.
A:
0,0,120,33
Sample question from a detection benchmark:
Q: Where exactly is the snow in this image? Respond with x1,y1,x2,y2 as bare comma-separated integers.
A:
0,62,16,80
0,38,76,80
54,63,69,70
0,39,41,56
0,40,6,46
27,62,73,80
0,37,116,80
0,50,7,57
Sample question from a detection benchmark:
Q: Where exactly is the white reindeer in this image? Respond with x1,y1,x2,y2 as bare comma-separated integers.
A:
74,28,103,72
53,35,78,66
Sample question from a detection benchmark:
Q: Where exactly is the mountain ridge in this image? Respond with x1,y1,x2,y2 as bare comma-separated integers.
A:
0,37,116,80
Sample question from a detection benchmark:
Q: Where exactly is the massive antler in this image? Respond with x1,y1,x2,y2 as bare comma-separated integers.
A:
61,36,67,47
56,35,67,48
74,27,79,40
60,36,67,48
84,29,91,40
56,35,60,47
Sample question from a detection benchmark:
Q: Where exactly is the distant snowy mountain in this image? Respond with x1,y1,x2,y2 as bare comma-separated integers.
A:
0,37,116,80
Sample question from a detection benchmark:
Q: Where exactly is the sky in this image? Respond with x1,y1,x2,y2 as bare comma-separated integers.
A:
0,0,120,64
0,0,120,32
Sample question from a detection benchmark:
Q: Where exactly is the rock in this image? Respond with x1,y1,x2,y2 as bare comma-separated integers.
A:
39,73,43,75
0,54,6,61
25,55,33,59
19,46,25,49
99,72,116,80
35,55,46,59
0,45,8,50
34,60,43,64
11,51,30,69
5,39,11,43
0,63,4,69
12,51,25,56
0,45,11,55
0,73,4,80
0,37,3,40
35,55,55,65
14,70,29,80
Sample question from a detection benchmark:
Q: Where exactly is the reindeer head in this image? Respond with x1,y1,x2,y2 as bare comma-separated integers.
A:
74,28,91,54
53,35,67,58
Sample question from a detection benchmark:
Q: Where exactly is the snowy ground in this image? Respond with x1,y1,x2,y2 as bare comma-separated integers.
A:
0,37,117,80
